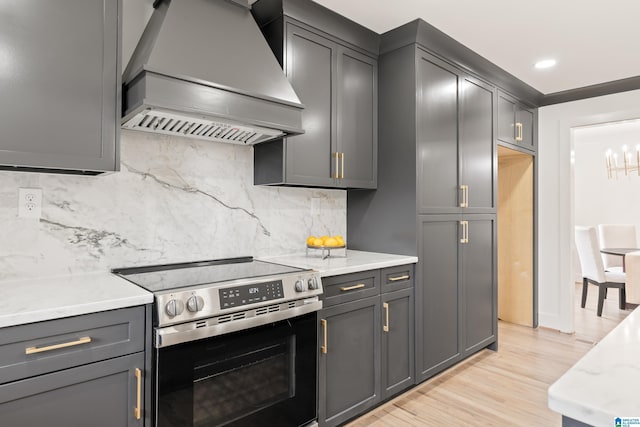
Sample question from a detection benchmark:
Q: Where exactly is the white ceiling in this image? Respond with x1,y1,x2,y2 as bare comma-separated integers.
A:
311,0,640,95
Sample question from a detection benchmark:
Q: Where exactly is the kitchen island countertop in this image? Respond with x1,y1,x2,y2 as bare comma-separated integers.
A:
548,306,640,426
0,272,153,328
261,250,418,277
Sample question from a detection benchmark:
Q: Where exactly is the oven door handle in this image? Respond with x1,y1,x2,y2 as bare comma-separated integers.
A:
155,299,323,348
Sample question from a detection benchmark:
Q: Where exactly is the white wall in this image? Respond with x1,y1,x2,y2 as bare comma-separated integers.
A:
538,89,640,332
574,120,640,233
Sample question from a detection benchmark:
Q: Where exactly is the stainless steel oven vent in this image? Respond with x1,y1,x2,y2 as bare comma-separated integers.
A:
122,110,284,145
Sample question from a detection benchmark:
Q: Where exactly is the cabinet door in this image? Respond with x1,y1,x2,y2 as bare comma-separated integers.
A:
381,288,414,400
284,23,337,186
319,296,380,427
497,93,516,144
516,106,535,151
459,76,496,212
0,0,118,173
337,47,377,189
416,53,460,214
461,215,497,355
416,216,461,382
0,353,144,427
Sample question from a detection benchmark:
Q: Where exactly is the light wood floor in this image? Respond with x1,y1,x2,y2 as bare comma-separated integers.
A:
346,283,630,427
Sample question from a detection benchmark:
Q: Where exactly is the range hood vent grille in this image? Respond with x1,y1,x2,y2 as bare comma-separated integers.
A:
122,110,284,145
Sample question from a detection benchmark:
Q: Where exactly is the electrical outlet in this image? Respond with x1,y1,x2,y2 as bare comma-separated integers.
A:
18,188,42,219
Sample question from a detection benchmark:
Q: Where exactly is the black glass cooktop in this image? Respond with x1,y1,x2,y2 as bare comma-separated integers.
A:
112,257,306,293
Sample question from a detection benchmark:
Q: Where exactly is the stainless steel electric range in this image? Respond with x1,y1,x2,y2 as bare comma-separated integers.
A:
113,257,323,427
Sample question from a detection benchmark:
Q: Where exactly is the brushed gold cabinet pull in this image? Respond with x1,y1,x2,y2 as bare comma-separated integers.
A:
321,319,328,354
516,122,523,142
333,152,340,179
383,302,390,332
134,368,142,420
340,152,345,179
340,283,366,291
460,221,469,244
460,185,469,208
25,336,91,355
388,275,409,282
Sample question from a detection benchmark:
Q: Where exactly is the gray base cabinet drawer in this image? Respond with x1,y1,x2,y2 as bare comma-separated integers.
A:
381,264,414,293
0,306,145,385
0,352,144,427
321,270,380,306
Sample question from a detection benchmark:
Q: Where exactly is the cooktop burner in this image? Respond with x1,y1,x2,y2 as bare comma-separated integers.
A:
113,257,305,293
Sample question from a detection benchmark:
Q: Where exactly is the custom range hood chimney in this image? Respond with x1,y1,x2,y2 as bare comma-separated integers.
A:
122,0,304,145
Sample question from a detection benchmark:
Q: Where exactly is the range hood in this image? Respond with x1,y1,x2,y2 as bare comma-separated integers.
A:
122,0,304,145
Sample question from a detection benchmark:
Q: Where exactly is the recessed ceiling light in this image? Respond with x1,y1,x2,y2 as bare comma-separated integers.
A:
534,59,557,69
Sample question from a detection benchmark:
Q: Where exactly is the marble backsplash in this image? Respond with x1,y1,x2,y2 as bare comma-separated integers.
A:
0,131,346,280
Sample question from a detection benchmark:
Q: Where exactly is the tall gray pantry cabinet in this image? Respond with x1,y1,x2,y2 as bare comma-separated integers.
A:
252,0,378,189
348,39,498,382
0,0,120,174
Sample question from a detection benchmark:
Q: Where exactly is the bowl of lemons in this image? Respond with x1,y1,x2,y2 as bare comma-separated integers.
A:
306,235,345,249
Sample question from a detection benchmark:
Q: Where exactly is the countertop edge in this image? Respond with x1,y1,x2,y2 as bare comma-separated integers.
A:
260,250,418,277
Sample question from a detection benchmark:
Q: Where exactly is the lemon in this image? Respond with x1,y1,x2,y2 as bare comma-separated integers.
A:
334,235,345,246
306,236,317,245
319,235,330,242
312,237,324,246
324,237,339,247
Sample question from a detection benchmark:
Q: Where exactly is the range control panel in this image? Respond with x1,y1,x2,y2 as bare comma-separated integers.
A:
219,280,284,309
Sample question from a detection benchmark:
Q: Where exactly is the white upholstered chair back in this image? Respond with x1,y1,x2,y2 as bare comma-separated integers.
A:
575,226,607,283
597,224,638,269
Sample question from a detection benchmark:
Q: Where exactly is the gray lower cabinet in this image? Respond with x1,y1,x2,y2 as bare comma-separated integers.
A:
0,0,120,174
416,215,497,382
318,266,415,426
0,353,143,427
497,90,536,152
319,296,381,427
381,287,414,399
252,0,378,189
0,306,147,426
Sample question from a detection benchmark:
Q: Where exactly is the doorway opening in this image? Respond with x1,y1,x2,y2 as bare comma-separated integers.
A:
497,145,534,327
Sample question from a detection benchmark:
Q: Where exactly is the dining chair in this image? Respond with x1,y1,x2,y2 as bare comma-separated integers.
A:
575,226,626,316
624,251,640,305
597,224,638,271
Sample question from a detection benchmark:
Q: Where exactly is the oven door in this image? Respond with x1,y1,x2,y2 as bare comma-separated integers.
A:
155,312,317,427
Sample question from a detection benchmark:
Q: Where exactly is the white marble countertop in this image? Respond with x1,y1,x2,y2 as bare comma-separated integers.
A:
260,250,418,277
0,272,153,328
548,307,640,426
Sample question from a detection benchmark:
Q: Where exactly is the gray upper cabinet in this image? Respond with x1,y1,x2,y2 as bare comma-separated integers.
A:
497,90,536,152
252,0,378,189
416,52,495,214
0,0,120,174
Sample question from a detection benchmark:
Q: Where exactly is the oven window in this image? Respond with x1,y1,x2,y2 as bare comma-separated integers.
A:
156,313,316,427
193,339,294,426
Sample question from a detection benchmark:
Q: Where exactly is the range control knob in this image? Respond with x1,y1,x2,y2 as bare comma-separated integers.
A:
295,279,307,292
165,299,185,317
186,295,205,312
308,277,319,290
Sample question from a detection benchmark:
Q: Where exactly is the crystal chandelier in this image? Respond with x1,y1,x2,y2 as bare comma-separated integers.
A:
605,145,640,179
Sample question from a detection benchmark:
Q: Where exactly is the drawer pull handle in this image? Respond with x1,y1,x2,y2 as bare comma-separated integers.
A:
25,336,92,355
340,283,366,291
321,319,328,354
134,368,142,420
383,302,390,332
388,275,409,282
